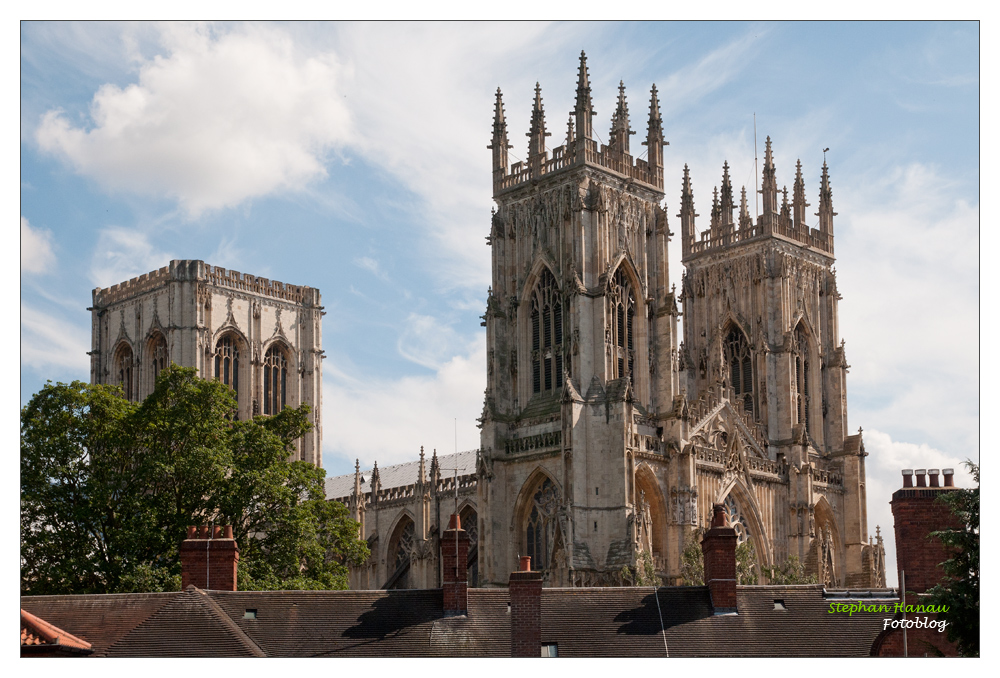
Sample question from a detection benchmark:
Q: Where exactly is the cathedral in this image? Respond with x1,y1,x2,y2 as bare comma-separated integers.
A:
330,53,885,591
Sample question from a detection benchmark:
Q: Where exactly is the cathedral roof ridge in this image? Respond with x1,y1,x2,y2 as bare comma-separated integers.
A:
325,448,478,501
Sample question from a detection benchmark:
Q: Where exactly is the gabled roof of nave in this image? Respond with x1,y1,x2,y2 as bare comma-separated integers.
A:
325,449,478,501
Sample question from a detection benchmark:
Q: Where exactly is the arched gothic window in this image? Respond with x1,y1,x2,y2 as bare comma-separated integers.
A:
148,333,168,385
460,505,479,587
794,324,810,435
530,269,563,394
524,477,560,571
608,267,636,380
724,327,755,416
115,344,134,401
263,345,288,415
723,494,752,545
214,334,241,408
386,517,415,590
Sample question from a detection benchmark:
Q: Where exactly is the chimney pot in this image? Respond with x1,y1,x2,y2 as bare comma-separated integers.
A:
943,468,955,487
212,525,222,539
928,469,940,487
915,469,927,487
187,526,197,538
902,469,913,488
711,503,728,528
520,556,532,572
224,525,233,539
198,525,208,539
448,514,461,530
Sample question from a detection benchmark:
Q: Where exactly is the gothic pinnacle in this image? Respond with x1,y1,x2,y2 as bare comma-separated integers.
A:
818,159,837,235
643,84,665,169
527,82,550,160
721,161,734,216
609,80,634,153
566,114,575,148
488,87,511,175
574,50,594,141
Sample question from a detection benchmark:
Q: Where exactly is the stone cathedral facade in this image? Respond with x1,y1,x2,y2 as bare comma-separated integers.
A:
331,54,884,591
89,259,324,465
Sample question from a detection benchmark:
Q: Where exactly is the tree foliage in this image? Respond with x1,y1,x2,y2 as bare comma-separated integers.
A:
762,555,816,585
21,366,368,595
679,529,704,586
621,549,660,587
678,530,760,586
924,459,979,657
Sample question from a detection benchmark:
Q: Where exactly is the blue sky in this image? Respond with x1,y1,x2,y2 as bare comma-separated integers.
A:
20,21,979,585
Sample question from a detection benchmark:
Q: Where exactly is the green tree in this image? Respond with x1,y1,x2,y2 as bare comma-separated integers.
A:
735,540,758,585
679,529,704,586
762,555,816,585
924,459,979,657
21,366,368,595
621,550,660,587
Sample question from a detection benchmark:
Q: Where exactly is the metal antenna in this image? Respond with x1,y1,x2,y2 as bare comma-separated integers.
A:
754,113,759,219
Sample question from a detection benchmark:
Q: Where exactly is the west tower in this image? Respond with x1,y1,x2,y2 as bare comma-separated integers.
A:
478,53,679,586
678,141,874,585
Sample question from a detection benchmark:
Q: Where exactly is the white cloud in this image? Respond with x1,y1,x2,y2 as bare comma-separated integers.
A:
354,256,388,281
90,227,174,289
322,333,487,473
862,428,977,588
35,23,353,215
21,303,91,373
21,216,56,274
395,313,467,370
837,162,979,454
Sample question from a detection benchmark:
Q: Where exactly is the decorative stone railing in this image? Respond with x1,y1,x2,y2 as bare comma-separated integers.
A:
504,430,562,455
495,139,662,194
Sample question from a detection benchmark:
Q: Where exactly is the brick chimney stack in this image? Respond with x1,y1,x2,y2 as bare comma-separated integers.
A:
180,525,239,591
440,514,469,616
509,556,543,657
891,469,961,594
701,504,738,614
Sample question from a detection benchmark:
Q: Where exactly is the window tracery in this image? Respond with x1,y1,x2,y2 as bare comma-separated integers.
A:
723,494,751,545
724,327,755,417
149,333,168,385
115,344,134,401
525,477,560,570
263,344,288,415
608,267,636,380
530,269,563,394
794,324,811,434
214,334,241,408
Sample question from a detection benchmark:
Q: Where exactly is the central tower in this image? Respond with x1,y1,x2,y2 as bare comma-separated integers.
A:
478,53,679,586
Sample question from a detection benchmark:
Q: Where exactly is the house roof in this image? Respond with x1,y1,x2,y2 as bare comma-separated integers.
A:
21,584,896,657
325,449,477,501
21,608,93,654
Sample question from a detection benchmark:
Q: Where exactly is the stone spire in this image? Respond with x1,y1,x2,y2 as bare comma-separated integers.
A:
565,114,575,150
643,84,665,169
760,136,778,219
573,50,595,144
353,458,362,496
488,87,511,175
739,186,752,231
527,82,550,171
780,186,791,224
710,186,721,236
793,159,809,229
679,164,697,257
817,160,837,236
430,447,440,487
418,445,426,485
609,80,634,154
720,161,734,227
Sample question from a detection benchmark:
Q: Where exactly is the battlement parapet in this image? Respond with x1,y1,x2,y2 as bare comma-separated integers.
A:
93,259,319,307
495,139,662,196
